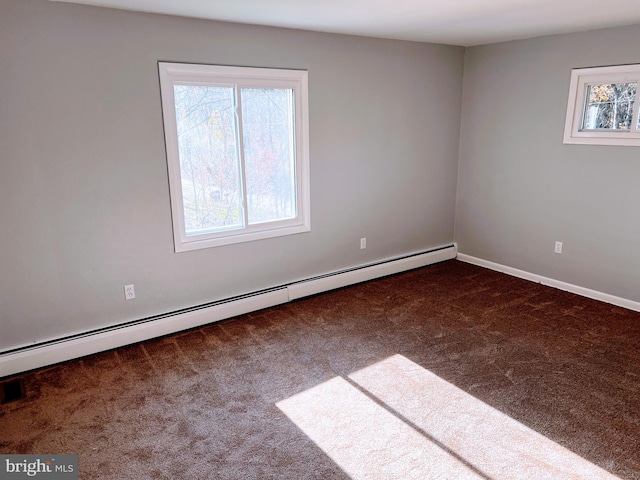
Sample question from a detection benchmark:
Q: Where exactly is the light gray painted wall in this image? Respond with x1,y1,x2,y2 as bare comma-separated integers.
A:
0,0,464,351
456,25,640,302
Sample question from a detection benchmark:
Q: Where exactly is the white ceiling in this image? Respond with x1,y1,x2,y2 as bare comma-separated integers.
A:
52,0,640,46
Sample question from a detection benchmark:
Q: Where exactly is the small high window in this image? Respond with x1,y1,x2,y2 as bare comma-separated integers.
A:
158,63,310,252
564,64,640,146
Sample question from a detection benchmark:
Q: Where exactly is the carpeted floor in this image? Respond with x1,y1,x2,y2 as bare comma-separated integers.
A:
1,260,639,479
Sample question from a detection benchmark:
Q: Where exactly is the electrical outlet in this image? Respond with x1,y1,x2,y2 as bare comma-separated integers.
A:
360,238,367,249
554,241,563,254
124,284,135,300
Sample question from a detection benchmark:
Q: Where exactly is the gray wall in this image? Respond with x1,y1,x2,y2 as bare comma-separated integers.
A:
0,0,464,351
456,25,640,302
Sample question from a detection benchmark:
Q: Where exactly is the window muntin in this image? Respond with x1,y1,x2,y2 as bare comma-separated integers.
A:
159,63,310,252
564,64,640,146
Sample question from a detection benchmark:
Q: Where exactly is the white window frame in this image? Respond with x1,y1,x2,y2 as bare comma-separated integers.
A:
158,62,310,252
564,64,640,146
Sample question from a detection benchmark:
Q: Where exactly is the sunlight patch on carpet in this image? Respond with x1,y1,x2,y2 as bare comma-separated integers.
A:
276,354,620,480
276,375,484,479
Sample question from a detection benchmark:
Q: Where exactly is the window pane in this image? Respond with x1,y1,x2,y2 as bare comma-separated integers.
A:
241,88,297,225
582,82,636,130
173,85,243,235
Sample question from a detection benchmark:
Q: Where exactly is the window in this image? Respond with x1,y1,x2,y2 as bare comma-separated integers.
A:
564,64,640,146
158,62,310,252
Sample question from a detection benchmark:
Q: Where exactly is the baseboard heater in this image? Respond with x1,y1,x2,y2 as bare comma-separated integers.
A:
0,244,456,378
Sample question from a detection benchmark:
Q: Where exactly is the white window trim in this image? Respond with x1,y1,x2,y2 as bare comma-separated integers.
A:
158,62,311,252
564,64,640,146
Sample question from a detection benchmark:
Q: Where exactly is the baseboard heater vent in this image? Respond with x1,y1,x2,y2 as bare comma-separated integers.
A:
0,244,456,378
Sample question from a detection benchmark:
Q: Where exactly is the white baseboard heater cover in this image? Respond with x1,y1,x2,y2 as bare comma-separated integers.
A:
0,245,456,378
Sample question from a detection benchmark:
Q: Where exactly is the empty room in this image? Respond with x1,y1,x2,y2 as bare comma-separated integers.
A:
1,0,639,478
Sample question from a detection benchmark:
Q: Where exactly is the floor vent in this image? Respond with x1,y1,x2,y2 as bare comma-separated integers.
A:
1,379,25,404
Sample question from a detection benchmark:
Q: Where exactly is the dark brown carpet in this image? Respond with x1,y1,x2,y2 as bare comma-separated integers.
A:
1,260,639,479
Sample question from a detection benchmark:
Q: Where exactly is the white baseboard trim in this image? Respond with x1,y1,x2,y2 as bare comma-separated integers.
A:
0,245,456,378
457,253,640,312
